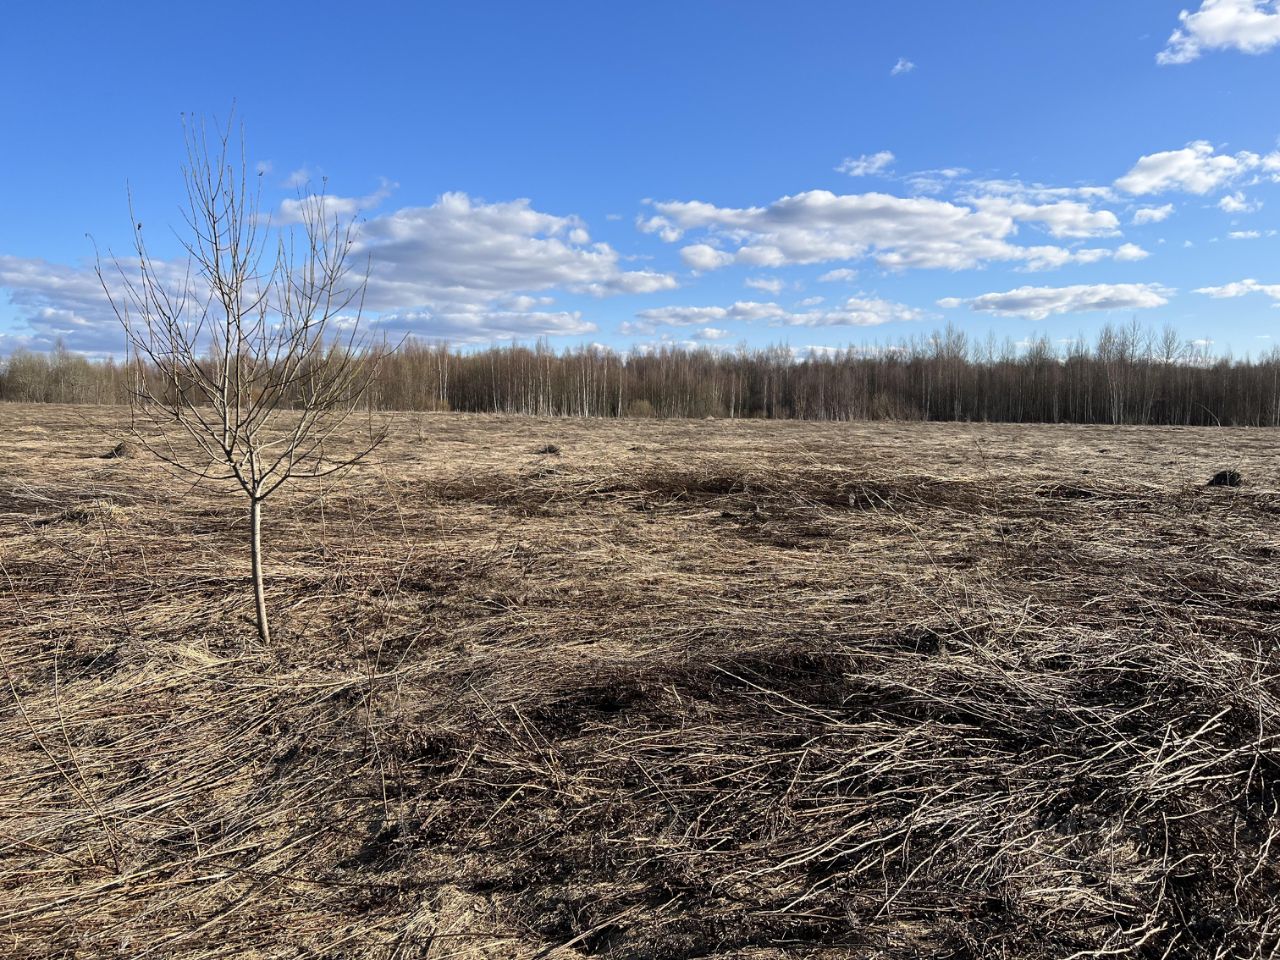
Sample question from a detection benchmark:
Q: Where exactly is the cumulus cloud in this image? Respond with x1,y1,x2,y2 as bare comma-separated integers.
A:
1132,203,1175,225
680,243,735,271
891,57,915,75
1157,0,1280,65
632,301,787,328
1114,243,1151,261
787,297,924,327
1115,141,1269,195
971,197,1121,238
939,283,1173,320
631,296,922,332
837,151,895,177
1219,191,1263,212
1,192,678,352
818,268,858,282
1,255,119,327
369,307,595,343
351,192,676,309
692,326,731,341
651,189,1126,274
341,192,677,341
283,167,317,189
1195,277,1280,299
278,178,397,224
0,306,120,356
1228,229,1263,239
637,214,683,243
904,168,968,195
961,178,1117,205
744,276,784,294
0,253,200,354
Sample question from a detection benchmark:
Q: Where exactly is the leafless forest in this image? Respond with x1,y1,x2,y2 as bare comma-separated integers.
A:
2,404,1278,958
5,322,1280,425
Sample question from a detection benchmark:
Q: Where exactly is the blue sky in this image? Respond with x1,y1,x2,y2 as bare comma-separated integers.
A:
2,0,1280,357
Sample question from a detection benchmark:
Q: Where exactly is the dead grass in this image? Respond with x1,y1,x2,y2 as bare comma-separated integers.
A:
1,403,1278,958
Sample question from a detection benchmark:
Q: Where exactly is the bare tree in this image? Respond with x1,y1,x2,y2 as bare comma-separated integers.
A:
98,115,388,643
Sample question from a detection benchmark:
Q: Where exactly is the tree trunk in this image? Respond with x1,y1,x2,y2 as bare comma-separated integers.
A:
250,497,270,643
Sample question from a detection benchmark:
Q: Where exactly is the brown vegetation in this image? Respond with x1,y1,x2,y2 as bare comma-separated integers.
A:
2,404,1279,958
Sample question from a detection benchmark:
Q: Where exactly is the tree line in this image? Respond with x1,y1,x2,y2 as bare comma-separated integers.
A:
4,322,1280,426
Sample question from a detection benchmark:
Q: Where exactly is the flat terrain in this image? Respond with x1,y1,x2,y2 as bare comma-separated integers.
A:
2,404,1278,959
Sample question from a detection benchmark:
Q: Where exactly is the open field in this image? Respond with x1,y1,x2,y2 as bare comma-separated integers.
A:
2,403,1279,958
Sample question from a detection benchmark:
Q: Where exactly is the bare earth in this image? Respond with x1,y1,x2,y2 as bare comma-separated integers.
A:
2,404,1278,959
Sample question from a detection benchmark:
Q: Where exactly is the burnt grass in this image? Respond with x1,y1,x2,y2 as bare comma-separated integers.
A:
1,405,1279,958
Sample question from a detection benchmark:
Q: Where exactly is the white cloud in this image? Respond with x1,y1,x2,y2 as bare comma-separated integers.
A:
373,308,595,343
354,192,677,310
818,268,858,282
745,276,784,294
799,345,845,359
1115,141,1264,195
632,296,922,332
939,283,1172,320
1158,0,1280,65
637,214,683,242
653,189,1124,274
796,296,825,307
504,294,555,311
904,168,968,195
692,326,731,341
278,178,397,223
1114,242,1151,261
680,243,736,271
837,151,895,177
1,191,679,351
283,166,316,189
962,178,1117,204
1060,248,1110,266
1218,191,1263,212
633,301,788,328
788,297,923,327
891,57,915,75
0,253,199,354
1132,203,1175,224
972,197,1121,238
1229,229,1262,238
1196,277,1280,299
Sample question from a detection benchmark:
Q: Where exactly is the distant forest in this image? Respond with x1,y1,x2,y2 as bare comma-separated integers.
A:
3,322,1279,426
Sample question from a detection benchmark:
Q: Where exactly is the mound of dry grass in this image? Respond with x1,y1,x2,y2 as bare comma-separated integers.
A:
33,497,130,527
1,405,1278,958
101,439,138,459
1208,469,1243,488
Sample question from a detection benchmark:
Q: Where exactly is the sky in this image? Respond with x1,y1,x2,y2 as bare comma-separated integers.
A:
2,0,1280,358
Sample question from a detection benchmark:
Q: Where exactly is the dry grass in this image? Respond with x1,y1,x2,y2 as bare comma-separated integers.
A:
1,403,1279,959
